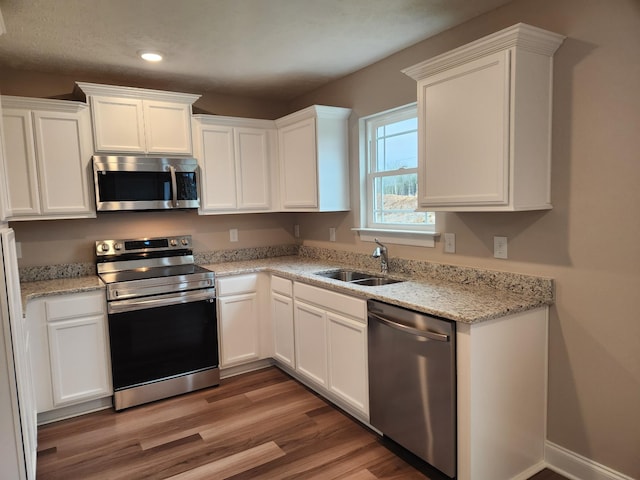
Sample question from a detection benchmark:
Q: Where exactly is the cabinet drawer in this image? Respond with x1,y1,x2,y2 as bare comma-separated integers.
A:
217,274,258,296
45,291,105,321
294,282,366,321
271,275,292,297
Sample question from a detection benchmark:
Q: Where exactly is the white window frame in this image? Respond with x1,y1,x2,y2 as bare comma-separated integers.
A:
353,103,438,247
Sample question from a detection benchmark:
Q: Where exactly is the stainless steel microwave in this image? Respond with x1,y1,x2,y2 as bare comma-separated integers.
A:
93,156,200,212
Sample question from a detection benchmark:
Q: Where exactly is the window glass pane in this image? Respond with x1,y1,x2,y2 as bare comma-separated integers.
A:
385,117,417,136
373,174,434,225
382,131,417,170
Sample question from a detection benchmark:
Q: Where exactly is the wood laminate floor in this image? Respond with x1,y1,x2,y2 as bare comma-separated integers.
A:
36,367,569,480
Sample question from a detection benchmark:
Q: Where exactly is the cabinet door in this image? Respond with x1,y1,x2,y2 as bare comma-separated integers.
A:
198,123,237,211
90,96,146,153
1,109,40,216
272,291,295,368
278,118,318,209
32,109,94,215
327,312,368,415
47,315,111,406
294,300,327,387
235,127,271,210
418,50,510,207
218,292,260,366
143,100,193,155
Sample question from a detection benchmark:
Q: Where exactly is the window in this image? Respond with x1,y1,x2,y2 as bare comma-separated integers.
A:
363,104,435,234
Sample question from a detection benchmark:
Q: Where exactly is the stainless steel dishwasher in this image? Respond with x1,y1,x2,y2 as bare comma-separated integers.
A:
368,300,456,478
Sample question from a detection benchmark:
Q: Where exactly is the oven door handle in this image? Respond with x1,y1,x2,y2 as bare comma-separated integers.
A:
108,288,216,314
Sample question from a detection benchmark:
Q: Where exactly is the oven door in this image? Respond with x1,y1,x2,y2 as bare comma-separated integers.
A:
93,156,200,211
107,289,218,392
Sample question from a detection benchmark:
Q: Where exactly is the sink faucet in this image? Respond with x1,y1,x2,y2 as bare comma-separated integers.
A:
372,238,389,274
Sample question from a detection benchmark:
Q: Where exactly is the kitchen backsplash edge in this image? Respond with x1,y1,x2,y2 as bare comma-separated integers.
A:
298,245,555,303
18,244,302,283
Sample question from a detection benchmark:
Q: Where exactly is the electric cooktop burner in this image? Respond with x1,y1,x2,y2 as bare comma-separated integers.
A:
94,235,215,299
98,264,213,285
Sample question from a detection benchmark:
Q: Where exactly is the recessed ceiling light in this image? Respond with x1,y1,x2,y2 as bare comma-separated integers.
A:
140,51,163,62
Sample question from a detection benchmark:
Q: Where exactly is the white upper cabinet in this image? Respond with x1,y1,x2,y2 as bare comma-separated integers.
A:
1,96,95,220
76,82,200,155
403,23,565,211
192,115,277,214
275,105,351,211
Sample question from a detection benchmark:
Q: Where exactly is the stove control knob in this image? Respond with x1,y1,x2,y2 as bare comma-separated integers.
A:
181,238,189,246
170,239,177,247
100,243,110,253
113,243,122,251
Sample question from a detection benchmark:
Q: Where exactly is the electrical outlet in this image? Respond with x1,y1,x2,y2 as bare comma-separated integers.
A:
230,228,238,242
294,224,300,238
444,233,456,253
329,227,336,242
494,236,508,259
15,242,22,259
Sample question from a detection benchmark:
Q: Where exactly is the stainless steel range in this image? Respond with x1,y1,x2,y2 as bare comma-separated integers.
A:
96,235,219,411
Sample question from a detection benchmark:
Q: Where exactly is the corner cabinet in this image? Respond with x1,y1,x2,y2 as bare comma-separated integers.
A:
216,273,272,369
192,115,278,214
275,105,351,211
270,276,295,368
1,96,95,221
76,82,200,155
403,23,565,211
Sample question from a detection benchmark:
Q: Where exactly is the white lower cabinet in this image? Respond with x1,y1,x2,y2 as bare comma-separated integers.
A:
293,300,328,387
217,273,271,368
47,315,111,406
326,312,368,414
218,292,260,366
291,281,368,418
27,290,112,414
270,276,295,368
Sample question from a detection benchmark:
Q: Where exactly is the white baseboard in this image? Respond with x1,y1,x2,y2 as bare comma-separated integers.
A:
512,461,547,480
545,441,635,480
220,358,274,379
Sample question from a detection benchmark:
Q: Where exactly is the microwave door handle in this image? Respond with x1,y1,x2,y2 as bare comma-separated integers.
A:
169,165,178,207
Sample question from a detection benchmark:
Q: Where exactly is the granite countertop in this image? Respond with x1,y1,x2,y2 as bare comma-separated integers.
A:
20,276,105,312
204,256,552,324
19,253,553,324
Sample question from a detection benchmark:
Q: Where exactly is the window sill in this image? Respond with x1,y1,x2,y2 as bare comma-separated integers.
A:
352,228,440,248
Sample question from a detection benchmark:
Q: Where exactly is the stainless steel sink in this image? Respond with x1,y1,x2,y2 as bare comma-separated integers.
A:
315,269,372,282
314,269,403,286
350,277,403,286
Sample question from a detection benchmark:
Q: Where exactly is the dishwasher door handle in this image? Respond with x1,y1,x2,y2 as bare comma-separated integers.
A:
368,311,450,342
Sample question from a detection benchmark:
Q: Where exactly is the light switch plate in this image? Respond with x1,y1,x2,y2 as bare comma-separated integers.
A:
329,228,336,242
294,224,300,238
494,236,508,259
230,228,238,242
444,233,456,253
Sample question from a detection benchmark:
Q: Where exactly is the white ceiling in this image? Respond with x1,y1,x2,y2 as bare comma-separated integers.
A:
0,0,514,100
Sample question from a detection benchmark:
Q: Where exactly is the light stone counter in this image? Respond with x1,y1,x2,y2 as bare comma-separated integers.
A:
20,276,105,313
204,255,553,324
17,245,554,324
